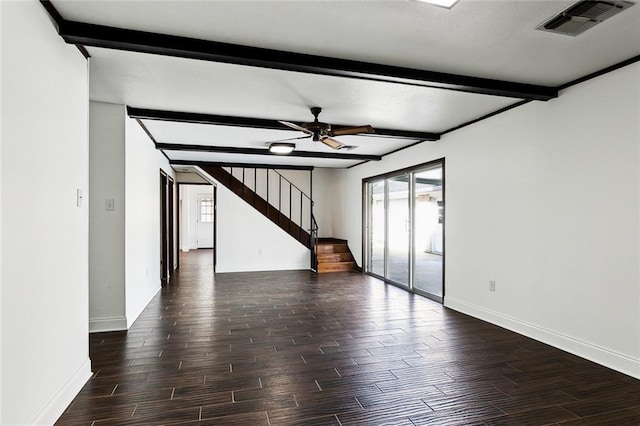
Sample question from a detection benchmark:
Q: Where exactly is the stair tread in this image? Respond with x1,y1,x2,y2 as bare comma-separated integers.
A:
317,261,356,273
317,253,353,262
315,243,349,254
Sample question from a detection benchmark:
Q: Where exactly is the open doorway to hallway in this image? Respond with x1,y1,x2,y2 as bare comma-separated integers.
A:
178,183,216,272
177,248,215,281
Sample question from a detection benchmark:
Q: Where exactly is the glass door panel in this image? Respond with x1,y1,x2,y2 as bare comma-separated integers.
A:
364,160,444,302
413,166,443,299
367,180,385,277
386,175,410,287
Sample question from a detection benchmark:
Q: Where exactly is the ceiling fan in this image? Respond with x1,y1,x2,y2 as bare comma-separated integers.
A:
277,107,374,151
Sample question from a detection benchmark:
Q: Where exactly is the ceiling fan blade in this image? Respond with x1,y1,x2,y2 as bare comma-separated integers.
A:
265,135,311,144
279,120,312,134
331,125,374,136
321,137,345,150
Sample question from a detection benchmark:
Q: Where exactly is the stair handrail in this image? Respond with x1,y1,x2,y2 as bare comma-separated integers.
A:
226,166,313,244
271,169,311,202
227,167,312,202
310,212,319,272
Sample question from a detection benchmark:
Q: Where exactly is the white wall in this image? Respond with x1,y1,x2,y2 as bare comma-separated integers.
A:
280,169,311,194
89,102,126,332
225,167,343,239
175,171,208,184
229,168,311,196
88,106,175,331
0,2,4,422
342,63,640,378
312,168,345,238
125,117,173,326
202,175,310,273
1,2,92,424
228,167,315,232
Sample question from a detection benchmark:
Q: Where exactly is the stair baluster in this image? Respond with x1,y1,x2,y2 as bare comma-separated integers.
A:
200,165,314,250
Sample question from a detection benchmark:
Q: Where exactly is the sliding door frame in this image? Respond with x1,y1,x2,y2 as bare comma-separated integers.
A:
362,158,445,302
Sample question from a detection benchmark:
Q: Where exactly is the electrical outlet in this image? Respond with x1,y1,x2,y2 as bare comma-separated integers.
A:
489,280,496,292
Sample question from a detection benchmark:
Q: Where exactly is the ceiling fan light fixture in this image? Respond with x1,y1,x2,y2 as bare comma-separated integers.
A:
269,142,295,154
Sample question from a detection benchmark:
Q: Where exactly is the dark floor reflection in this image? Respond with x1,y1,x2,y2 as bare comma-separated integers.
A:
57,252,640,425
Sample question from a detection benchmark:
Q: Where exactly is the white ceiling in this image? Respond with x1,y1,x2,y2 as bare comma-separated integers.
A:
50,0,640,169
92,48,517,132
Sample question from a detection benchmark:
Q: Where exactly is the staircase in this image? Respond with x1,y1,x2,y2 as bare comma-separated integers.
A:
316,238,357,273
198,165,357,273
199,165,316,249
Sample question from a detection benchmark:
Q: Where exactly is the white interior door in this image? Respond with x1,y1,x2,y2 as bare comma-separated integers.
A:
197,195,214,248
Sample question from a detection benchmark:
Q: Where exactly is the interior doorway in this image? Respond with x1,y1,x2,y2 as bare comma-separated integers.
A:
178,183,216,271
168,177,175,279
197,194,214,248
364,159,445,302
160,170,175,284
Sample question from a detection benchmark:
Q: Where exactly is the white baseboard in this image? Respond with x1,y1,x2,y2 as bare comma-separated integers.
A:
445,297,640,379
30,358,92,425
127,286,161,329
216,263,310,273
89,316,128,333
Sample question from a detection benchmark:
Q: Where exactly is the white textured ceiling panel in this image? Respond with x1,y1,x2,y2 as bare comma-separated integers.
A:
56,0,640,85
92,48,518,133
51,0,640,169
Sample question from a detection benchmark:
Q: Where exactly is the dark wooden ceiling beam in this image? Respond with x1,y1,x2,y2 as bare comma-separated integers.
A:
128,107,440,141
170,160,313,171
158,143,381,161
51,17,557,101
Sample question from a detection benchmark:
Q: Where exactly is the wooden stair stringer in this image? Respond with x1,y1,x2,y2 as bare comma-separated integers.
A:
199,165,311,249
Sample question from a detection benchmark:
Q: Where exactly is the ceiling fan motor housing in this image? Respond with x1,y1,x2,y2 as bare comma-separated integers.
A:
305,122,331,139
305,107,332,140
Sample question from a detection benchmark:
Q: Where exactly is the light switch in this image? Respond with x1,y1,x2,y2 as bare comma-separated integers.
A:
77,189,83,207
105,198,115,211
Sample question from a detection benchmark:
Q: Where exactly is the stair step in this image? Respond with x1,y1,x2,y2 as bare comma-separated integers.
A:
315,243,348,254
317,252,353,263
318,261,356,273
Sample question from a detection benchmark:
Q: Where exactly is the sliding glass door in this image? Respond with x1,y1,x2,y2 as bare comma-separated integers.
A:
364,160,444,302
367,180,385,277
387,175,410,287
412,167,443,299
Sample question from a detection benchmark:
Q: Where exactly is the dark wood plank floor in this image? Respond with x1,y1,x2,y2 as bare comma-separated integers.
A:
57,249,640,425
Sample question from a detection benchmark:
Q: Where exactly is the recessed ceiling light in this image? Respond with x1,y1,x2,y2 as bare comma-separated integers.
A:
411,0,460,9
269,142,295,154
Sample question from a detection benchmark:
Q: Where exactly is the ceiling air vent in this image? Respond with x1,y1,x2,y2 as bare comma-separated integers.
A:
537,0,634,36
